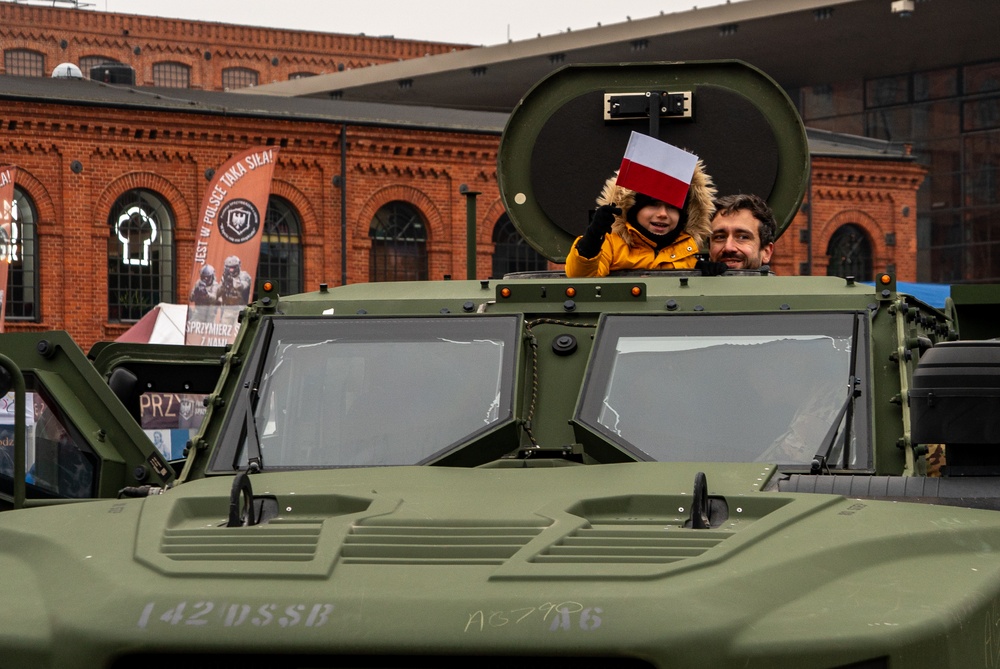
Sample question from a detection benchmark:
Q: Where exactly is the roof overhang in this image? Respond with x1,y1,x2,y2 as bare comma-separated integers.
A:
247,0,995,113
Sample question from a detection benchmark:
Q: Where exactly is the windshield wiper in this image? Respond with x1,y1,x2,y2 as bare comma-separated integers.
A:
243,382,263,472
810,314,862,474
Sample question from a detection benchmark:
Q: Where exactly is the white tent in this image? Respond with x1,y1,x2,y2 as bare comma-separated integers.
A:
115,303,188,345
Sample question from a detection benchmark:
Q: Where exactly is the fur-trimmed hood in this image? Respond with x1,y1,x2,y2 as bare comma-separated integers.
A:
596,160,717,249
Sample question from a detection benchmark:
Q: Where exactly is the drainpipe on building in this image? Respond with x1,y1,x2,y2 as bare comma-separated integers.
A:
339,125,348,286
459,184,481,280
805,167,813,275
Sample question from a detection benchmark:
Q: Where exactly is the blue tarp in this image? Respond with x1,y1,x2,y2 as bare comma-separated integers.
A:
860,282,949,308
896,282,950,309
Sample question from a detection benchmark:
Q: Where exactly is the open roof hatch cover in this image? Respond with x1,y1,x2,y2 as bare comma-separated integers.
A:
497,60,810,263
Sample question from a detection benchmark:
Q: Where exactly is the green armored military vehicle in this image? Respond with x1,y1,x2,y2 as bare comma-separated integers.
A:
2,61,1000,668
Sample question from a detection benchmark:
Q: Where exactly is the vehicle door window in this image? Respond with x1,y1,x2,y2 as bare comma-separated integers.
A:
1,389,97,498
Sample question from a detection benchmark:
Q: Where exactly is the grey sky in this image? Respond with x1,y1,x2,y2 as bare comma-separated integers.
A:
98,0,737,46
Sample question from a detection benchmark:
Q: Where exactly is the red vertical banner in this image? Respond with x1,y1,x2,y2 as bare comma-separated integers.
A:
185,147,278,346
0,166,18,334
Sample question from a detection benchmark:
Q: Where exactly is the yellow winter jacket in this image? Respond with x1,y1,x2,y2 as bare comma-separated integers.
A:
565,223,700,277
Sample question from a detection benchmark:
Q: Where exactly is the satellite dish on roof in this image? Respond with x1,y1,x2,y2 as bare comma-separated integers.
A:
52,62,83,79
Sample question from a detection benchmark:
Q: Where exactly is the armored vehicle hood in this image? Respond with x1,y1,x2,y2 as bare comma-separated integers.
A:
4,464,1000,668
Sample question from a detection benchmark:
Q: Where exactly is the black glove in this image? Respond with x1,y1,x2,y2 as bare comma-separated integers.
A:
696,259,729,276
576,204,622,258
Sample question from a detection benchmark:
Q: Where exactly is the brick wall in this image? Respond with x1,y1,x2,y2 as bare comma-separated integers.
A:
0,3,467,88
771,156,926,280
0,97,501,348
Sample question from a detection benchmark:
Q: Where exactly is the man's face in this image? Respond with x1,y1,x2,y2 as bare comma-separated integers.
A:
709,209,774,269
634,200,680,237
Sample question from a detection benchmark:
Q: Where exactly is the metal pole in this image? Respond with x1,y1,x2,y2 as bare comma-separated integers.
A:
459,184,481,280
649,90,661,138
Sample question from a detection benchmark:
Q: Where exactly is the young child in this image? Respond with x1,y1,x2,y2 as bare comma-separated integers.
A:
565,137,718,278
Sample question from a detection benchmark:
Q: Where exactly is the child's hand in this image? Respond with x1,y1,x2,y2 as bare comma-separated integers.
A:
590,204,622,236
576,204,623,259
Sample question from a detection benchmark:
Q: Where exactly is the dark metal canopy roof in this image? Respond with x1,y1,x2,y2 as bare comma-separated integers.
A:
248,0,997,113
0,74,509,134
0,71,908,164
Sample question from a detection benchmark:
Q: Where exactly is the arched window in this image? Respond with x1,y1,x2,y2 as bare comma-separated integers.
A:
2,187,39,320
491,213,548,277
79,55,118,78
4,49,44,77
152,62,191,88
369,202,428,282
107,190,174,322
222,67,259,90
826,224,873,279
257,197,303,296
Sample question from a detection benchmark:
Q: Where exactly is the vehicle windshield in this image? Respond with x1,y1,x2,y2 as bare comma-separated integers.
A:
577,312,869,467
224,316,519,469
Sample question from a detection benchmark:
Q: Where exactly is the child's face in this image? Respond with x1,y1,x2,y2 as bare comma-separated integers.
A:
634,200,680,236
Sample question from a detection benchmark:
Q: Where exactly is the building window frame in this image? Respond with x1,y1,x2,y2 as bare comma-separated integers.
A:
79,55,119,79
107,189,175,323
491,213,548,277
369,201,428,282
826,223,874,280
152,61,191,88
4,49,44,77
256,196,303,296
2,187,39,321
222,67,259,90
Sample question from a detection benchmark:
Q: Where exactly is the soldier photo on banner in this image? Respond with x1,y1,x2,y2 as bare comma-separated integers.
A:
0,165,18,334
219,254,253,306
184,147,278,346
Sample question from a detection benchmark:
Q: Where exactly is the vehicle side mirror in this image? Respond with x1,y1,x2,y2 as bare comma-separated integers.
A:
0,365,11,397
108,367,140,421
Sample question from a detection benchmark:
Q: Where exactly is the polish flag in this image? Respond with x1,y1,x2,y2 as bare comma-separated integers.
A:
615,132,698,209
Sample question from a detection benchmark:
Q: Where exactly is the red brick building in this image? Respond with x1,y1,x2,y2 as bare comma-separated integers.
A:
0,2,465,89
0,74,508,347
772,136,926,279
0,4,924,350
